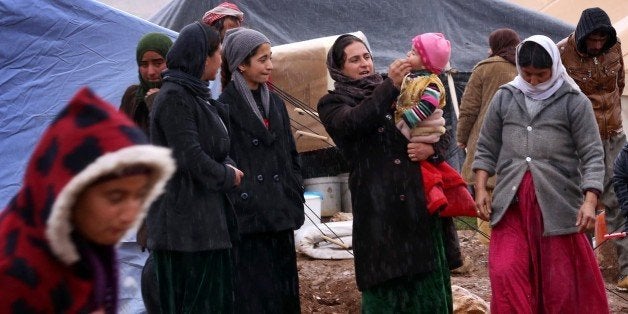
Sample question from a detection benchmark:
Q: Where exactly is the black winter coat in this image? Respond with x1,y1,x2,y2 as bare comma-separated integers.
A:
317,78,462,290
218,83,304,234
613,143,628,226
147,82,238,251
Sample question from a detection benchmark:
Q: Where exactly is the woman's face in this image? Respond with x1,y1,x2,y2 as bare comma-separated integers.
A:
520,65,552,86
139,51,167,84
202,44,222,81
239,43,273,89
72,174,151,245
341,41,373,80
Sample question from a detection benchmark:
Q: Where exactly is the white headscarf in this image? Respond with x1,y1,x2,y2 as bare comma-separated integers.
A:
508,35,580,100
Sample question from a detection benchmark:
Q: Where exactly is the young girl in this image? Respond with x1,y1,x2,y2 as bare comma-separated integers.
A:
395,33,474,217
0,87,174,313
147,22,243,313
473,35,609,313
218,28,304,313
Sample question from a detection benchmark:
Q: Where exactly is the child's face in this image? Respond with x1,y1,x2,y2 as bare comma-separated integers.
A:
139,51,167,85
72,174,151,245
239,43,273,89
406,47,424,70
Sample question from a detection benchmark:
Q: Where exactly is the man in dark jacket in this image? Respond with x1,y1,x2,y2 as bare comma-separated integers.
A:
558,7,626,291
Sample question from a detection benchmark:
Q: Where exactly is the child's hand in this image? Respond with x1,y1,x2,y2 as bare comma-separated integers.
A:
388,59,412,89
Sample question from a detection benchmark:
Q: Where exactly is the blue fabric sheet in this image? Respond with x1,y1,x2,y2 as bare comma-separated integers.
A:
0,0,176,205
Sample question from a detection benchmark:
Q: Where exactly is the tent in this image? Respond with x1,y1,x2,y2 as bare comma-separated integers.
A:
0,0,176,203
151,0,574,176
151,0,573,75
1,2,177,312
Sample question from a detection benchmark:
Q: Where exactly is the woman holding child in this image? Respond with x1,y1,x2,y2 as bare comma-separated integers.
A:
317,34,462,312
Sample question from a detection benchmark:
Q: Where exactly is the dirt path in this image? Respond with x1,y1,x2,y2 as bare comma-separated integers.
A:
298,230,628,313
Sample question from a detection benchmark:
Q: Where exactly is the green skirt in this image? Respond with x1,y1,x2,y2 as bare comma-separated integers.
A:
153,249,234,314
361,218,453,314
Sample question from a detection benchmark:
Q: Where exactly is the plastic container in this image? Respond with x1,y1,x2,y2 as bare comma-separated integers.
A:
304,176,342,217
301,192,322,228
338,173,352,213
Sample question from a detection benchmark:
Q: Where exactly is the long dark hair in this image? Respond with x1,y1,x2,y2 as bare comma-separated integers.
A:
221,44,262,90
517,41,552,69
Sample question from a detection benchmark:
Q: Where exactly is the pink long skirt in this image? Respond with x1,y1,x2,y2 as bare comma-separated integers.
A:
489,171,609,313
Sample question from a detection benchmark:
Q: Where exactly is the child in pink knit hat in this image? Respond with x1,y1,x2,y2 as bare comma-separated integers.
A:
395,33,475,217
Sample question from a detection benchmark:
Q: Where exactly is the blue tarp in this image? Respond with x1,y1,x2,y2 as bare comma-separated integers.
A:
0,0,176,204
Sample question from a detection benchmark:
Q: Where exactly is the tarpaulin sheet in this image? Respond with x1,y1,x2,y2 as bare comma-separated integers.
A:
0,0,176,204
151,0,574,74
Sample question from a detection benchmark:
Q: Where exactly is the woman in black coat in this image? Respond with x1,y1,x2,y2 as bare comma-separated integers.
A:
146,22,244,313
317,34,462,313
218,28,304,313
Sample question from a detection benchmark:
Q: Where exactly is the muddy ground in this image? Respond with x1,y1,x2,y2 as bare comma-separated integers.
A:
297,229,628,313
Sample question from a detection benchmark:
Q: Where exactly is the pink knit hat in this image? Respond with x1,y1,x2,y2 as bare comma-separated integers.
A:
202,2,244,26
412,33,451,75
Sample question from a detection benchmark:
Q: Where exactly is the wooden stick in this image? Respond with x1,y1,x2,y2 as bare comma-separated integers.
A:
295,130,328,141
294,107,319,116
321,235,350,249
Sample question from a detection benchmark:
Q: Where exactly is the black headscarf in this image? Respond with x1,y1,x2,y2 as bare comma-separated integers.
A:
163,22,218,101
326,34,383,101
488,28,520,65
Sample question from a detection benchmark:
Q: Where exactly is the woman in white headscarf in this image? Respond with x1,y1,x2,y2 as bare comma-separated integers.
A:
473,35,609,313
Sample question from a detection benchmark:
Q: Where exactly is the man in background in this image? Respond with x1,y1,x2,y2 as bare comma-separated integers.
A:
558,7,626,291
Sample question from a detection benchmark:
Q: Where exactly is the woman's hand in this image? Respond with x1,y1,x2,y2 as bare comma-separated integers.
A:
146,88,160,98
576,191,597,233
474,170,491,221
474,187,491,221
407,142,434,162
227,164,244,187
457,142,467,149
388,59,412,89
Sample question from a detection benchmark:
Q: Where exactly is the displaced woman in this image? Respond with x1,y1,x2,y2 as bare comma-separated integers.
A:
0,87,174,313
146,21,244,313
473,35,609,313
317,34,462,313
218,27,304,314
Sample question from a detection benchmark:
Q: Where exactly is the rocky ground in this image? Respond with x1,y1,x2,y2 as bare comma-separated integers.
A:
297,229,628,313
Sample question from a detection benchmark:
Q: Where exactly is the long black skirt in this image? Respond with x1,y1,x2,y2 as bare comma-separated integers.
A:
153,249,234,313
233,230,300,313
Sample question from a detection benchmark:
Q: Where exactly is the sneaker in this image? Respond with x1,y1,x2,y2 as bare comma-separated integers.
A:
617,275,628,292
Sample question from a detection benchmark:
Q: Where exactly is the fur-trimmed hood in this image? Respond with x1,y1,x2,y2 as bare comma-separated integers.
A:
0,87,175,312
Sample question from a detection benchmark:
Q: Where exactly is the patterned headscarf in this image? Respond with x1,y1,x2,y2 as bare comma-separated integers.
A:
202,2,244,26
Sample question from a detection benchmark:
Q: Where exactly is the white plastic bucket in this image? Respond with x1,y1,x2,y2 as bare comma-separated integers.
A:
303,176,342,217
338,173,352,213
301,192,322,228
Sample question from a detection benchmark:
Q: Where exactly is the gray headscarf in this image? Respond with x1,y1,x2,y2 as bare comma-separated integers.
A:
223,27,271,124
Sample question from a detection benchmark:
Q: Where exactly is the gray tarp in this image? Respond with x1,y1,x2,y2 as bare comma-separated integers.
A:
151,0,574,74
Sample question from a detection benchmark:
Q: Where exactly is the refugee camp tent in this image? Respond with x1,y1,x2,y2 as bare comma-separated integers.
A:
152,0,573,75
0,2,177,312
0,0,176,203
151,0,574,176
